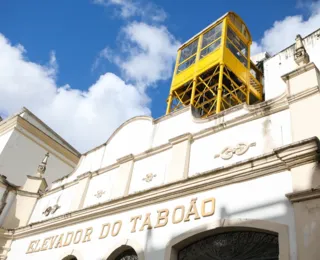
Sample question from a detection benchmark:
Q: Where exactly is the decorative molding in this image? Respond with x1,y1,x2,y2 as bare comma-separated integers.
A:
281,62,318,81
142,173,157,183
77,171,93,181
42,204,60,216
37,152,49,176
294,34,310,66
7,137,319,239
169,133,193,146
42,207,52,216
286,188,320,203
51,204,60,214
94,190,106,198
117,154,134,164
215,142,256,160
287,86,320,105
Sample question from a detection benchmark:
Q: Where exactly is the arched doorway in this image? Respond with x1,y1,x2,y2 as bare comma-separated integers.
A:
62,256,77,260
178,230,279,260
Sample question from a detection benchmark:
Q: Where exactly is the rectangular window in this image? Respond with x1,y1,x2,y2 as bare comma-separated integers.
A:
200,23,222,59
226,27,248,67
177,39,198,74
202,23,222,48
177,56,196,74
200,39,221,58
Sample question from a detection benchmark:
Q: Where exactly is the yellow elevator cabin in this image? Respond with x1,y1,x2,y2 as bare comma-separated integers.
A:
166,12,264,117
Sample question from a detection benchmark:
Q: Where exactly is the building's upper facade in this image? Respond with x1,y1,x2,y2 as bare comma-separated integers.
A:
0,108,80,186
0,15,319,260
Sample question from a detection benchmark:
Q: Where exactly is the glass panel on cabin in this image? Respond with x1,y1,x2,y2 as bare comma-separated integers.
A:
202,23,222,48
177,39,198,74
179,40,198,63
200,23,222,59
226,27,248,67
177,56,197,73
229,13,248,40
200,38,221,58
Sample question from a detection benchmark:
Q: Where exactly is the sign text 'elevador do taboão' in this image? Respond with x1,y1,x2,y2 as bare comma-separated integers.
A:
26,197,215,254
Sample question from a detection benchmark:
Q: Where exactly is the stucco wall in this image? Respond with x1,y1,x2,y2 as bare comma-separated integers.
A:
29,184,79,223
0,130,13,155
83,168,119,208
189,110,291,176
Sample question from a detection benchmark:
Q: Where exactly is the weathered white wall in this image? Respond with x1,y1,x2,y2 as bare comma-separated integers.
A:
83,168,119,208
0,129,74,186
264,29,320,100
189,110,292,176
0,130,13,154
44,106,292,218
7,171,297,260
129,149,171,194
29,184,78,223
65,105,285,186
101,118,154,168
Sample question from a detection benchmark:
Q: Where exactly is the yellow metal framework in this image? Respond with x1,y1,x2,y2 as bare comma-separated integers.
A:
166,12,264,117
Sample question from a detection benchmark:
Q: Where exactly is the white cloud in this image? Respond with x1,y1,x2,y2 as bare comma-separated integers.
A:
0,33,151,153
114,22,180,87
252,1,320,55
0,10,180,153
94,0,167,22
91,47,113,71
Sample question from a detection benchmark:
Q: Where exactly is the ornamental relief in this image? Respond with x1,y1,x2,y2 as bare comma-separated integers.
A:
94,190,106,198
214,142,256,160
142,173,157,183
42,204,60,216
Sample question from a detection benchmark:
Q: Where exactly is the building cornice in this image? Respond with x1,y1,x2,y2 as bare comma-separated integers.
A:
281,62,319,81
286,188,320,203
16,117,79,165
5,137,319,239
287,86,320,104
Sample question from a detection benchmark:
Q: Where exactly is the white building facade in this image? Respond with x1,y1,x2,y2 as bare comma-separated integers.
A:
0,30,319,260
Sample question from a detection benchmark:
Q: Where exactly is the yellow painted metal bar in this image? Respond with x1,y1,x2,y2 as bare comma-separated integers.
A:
221,84,242,103
191,34,203,106
216,64,224,113
173,50,181,76
216,19,228,114
220,19,227,62
166,94,173,114
246,43,251,105
223,70,247,96
174,90,185,106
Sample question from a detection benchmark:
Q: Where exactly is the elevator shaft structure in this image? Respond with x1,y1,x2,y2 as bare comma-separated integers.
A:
166,12,264,117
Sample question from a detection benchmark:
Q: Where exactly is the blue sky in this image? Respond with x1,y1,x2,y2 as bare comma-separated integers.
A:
1,0,319,152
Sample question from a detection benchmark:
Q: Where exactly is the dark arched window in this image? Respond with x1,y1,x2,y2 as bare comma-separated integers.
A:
178,230,279,260
62,255,77,260
115,249,138,260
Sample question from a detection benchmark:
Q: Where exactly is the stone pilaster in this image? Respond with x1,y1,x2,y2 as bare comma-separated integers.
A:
167,133,193,183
